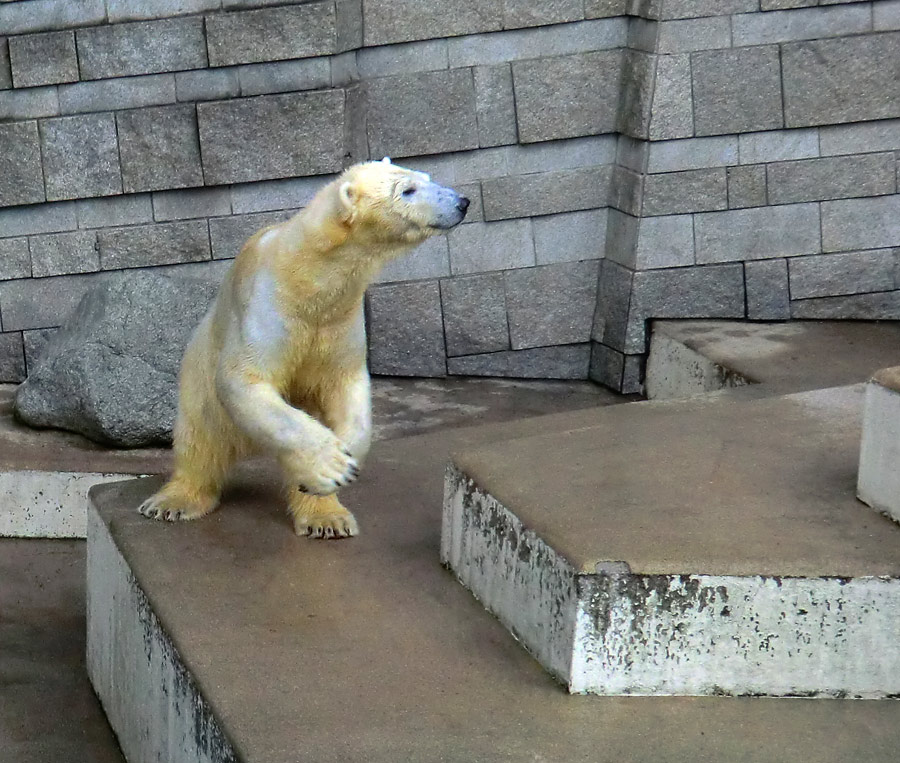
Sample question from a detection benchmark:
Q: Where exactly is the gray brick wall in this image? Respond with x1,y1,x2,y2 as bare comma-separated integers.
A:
0,0,897,391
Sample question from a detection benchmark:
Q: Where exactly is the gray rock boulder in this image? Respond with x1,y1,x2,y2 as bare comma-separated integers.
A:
15,271,220,447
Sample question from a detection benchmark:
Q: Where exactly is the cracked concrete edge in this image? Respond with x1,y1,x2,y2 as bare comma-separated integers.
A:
444,462,900,698
858,380,900,524
0,470,140,538
86,499,240,763
644,330,751,400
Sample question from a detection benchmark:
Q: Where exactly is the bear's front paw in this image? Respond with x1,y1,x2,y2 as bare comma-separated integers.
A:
293,438,360,496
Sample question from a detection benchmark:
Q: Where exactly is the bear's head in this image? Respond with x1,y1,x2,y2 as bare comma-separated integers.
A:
337,158,469,246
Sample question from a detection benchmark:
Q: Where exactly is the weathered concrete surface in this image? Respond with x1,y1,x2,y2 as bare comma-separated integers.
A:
646,320,900,399
447,385,900,696
89,401,900,762
858,371,900,523
0,538,124,763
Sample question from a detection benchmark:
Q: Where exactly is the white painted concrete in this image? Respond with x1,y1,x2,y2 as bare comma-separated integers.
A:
858,380,900,523
0,470,134,538
443,466,900,698
86,501,236,763
645,331,750,400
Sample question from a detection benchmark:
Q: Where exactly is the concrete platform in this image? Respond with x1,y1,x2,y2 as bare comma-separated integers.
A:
444,385,900,697
645,320,900,399
86,407,900,762
858,367,900,523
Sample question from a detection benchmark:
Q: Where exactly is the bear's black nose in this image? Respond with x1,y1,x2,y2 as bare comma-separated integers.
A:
457,196,470,212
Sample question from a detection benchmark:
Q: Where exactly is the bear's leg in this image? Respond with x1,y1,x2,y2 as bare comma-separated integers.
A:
288,491,359,539
138,382,239,522
320,367,373,463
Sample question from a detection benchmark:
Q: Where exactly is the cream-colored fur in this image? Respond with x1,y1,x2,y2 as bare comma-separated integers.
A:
138,160,467,538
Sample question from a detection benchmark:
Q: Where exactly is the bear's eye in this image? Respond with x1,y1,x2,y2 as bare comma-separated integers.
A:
402,186,416,197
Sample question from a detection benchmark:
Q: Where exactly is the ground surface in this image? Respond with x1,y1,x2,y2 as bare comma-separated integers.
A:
0,376,621,763
93,399,900,763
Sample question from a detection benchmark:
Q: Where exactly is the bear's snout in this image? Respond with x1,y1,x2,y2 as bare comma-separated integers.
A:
457,196,470,214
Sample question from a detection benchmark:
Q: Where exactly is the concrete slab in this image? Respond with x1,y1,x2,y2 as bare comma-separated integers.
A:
646,320,900,399
88,413,900,762
858,368,900,523
445,385,900,696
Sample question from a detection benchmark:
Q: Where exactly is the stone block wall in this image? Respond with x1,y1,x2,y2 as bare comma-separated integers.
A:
0,0,897,392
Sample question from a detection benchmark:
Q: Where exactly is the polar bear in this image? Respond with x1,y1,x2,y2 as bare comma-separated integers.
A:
138,159,469,538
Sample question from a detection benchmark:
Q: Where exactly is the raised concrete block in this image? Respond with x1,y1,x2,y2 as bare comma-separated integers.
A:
363,0,503,46
661,0,756,18
0,121,44,207
448,219,535,275
117,104,203,193
440,273,509,356
77,17,207,79
473,65,517,147
532,209,606,265
649,54,693,141
875,0,900,31
512,51,623,143
230,176,325,215
481,167,608,221
206,3,336,66
447,344,590,379
198,91,344,185
40,113,122,201
9,30,77,87
444,385,900,696
617,49,655,139
0,238,31,281
506,135,616,175
504,260,599,350
106,0,221,22
365,280,446,376
642,168,726,216
789,250,896,300
645,327,750,400
692,46,783,136
746,258,790,320
767,153,896,205
782,33,900,127
366,69,478,158
727,165,767,209
821,195,900,253
695,203,820,264
99,221,210,270
59,74,177,115
858,369,900,522
29,230,99,278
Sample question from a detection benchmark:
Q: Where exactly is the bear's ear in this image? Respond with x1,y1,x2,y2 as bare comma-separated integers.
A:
338,181,358,221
